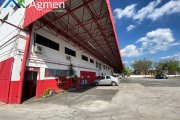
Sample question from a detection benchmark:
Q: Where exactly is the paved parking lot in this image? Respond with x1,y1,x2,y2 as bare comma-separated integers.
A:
0,78,180,120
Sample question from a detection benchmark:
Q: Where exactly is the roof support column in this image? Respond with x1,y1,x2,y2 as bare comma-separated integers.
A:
17,24,33,104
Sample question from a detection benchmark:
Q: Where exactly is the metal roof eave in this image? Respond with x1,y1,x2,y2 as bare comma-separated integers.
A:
23,0,123,69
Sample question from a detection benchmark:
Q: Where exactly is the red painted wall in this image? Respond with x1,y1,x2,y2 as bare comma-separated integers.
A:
0,57,14,103
36,79,62,98
36,78,80,98
8,81,19,104
80,71,96,85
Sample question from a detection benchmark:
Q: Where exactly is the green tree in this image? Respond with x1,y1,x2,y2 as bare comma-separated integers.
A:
177,67,180,73
68,62,75,88
122,65,131,77
158,58,179,75
131,58,153,75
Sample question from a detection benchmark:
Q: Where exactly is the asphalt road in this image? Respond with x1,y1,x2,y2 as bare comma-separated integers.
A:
0,78,180,120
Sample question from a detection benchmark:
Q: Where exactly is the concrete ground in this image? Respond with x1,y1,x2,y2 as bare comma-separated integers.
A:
1,78,180,120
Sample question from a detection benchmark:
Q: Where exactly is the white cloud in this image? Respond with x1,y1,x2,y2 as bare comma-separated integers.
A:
121,44,143,57
114,0,180,22
148,0,180,21
114,4,137,19
161,52,180,60
121,28,180,58
127,25,136,31
136,28,180,54
133,0,161,21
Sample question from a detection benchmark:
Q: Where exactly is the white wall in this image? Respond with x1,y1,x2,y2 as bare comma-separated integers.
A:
0,1,27,81
26,24,113,80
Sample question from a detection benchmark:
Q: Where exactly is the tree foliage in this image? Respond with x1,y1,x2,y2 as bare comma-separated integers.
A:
131,58,153,75
131,57,180,75
68,63,75,77
157,58,180,75
122,65,131,77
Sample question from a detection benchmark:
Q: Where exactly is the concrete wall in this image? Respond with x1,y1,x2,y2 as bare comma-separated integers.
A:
0,0,27,82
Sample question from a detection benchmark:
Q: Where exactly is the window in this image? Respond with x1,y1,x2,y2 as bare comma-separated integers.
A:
45,69,55,77
90,59,94,63
99,63,101,70
82,55,88,61
12,6,18,15
65,47,76,57
103,65,105,70
0,13,9,26
36,34,59,51
45,69,73,77
106,76,111,79
96,62,98,68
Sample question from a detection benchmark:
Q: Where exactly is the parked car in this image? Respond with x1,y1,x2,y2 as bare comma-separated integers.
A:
93,75,119,86
155,74,168,79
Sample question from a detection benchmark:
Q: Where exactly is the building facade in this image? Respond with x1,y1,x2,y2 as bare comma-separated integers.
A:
0,0,123,104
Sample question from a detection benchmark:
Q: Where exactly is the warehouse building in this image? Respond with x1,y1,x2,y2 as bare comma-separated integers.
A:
0,0,123,104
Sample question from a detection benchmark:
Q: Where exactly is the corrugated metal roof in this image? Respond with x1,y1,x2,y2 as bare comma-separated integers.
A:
34,0,123,69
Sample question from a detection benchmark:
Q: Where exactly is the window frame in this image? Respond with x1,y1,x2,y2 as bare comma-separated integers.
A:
45,68,74,77
82,55,88,61
65,47,76,57
90,59,94,63
11,6,18,15
99,63,101,70
96,62,99,68
35,34,59,51
0,13,9,26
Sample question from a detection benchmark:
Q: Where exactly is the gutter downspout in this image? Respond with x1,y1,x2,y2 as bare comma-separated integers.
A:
17,24,33,104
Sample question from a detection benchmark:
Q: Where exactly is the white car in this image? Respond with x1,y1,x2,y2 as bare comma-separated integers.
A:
93,75,119,86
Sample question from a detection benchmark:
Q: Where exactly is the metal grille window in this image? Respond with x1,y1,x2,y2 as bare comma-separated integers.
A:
90,59,94,63
0,13,9,26
45,69,55,77
99,63,101,70
35,34,59,51
45,69,73,77
65,47,76,57
11,6,18,15
96,62,98,68
82,55,88,61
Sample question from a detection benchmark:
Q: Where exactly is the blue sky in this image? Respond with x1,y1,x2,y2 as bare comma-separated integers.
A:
111,0,180,67
0,0,3,6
